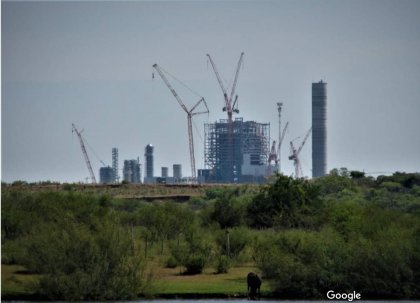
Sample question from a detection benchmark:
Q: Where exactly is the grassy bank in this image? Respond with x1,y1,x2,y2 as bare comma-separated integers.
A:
2,264,271,299
1,265,39,298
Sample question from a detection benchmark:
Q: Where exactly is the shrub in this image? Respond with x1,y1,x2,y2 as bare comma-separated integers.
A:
184,255,206,275
216,255,231,274
1,191,150,300
165,256,178,268
215,227,251,258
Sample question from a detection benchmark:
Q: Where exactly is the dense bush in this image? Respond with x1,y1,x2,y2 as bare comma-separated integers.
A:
247,174,322,229
3,171,420,299
169,229,214,275
253,201,420,298
1,191,149,300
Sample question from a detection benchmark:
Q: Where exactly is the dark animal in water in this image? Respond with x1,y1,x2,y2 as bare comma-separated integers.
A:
247,272,261,300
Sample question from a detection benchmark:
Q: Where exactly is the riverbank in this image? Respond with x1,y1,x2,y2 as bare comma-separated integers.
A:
1,264,272,300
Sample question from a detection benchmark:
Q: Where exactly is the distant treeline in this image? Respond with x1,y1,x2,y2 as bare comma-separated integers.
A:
2,170,420,300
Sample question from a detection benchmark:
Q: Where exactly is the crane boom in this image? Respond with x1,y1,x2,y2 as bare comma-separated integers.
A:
153,64,189,114
277,121,289,160
206,54,228,103
297,127,312,155
229,52,244,104
153,64,209,181
72,123,97,184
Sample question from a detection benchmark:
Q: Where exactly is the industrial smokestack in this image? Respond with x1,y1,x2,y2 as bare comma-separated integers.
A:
312,81,327,178
145,144,154,178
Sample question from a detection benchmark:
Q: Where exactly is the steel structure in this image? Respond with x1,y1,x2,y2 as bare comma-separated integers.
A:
153,63,209,180
123,159,141,183
205,118,270,183
72,123,97,184
289,127,312,178
312,81,327,177
206,52,244,182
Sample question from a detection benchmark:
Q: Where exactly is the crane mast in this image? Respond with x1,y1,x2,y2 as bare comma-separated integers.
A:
72,123,97,184
206,52,244,182
153,63,209,181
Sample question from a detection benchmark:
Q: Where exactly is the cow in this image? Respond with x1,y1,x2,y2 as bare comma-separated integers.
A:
247,272,262,300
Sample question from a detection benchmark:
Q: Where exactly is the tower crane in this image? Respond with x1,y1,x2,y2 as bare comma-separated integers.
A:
206,52,244,181
289,127,312,178
277,121,289,167
153,63,209,181
72,123,97,184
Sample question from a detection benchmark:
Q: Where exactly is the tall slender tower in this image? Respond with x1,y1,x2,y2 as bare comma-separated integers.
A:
145,144,154,179
312,80,327,177
112,148,119,182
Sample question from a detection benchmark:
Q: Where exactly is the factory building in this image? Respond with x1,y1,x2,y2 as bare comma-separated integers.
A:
312,80,327,178
123,159,141,183
204,117,270,183
161,167,168,178
173,164,182,181
99,166,114,184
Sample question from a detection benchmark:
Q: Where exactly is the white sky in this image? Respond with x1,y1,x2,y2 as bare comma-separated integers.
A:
2,0,420,183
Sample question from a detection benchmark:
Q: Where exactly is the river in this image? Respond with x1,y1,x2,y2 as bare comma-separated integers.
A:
132,300,420,303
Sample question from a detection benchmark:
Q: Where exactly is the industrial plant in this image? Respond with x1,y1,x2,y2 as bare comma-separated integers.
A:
204,118,270,183
72,53,328,184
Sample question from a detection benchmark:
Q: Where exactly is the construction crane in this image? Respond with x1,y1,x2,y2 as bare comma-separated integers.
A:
206,52,244,181
153,63,209,181
72,123,97,184
268,140,278,165
277,121,289,168
289,127,312,178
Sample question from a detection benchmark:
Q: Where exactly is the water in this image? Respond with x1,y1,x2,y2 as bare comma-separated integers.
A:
132,301,420,303
9,300,420,303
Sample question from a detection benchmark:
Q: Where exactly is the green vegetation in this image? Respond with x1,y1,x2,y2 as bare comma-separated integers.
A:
2,171,420,299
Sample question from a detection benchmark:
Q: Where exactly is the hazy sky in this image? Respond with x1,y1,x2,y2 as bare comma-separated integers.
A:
2,0,420,183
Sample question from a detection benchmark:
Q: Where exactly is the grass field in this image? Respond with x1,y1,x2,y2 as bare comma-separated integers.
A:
1,265,38,297
153,264,271,296
2,183,259,202
1,263,271,298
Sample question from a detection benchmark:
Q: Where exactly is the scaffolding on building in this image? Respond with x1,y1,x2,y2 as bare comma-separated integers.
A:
204,117,270,183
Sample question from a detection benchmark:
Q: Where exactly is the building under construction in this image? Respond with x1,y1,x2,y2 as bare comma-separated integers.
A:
204,117,270,183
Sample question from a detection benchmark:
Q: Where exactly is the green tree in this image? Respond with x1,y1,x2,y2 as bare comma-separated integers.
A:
210,194,249,228
2,191,151,300
247,174,322,229
25,217,147,300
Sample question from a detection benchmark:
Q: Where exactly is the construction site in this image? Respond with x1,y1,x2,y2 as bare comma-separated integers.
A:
72,53,327,184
